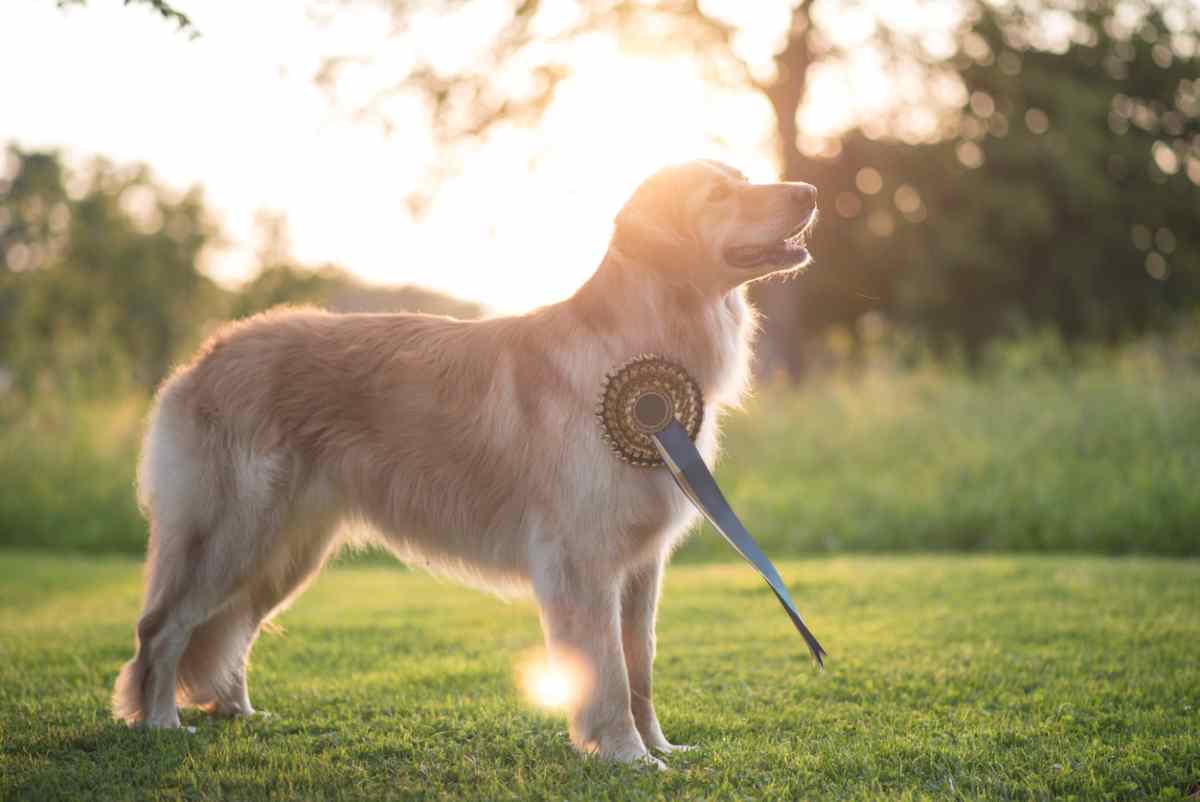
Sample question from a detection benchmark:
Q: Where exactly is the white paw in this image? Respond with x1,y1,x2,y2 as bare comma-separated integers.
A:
590,735,665,769
634,753,669,771
213,705,269,720
653,741,695,755
141,715,182,730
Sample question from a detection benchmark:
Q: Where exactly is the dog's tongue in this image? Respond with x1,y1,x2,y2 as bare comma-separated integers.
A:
726,244,773,268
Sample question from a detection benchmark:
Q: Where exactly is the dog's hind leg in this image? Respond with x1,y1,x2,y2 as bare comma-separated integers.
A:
194,518,342,718
131,511,269,729
622,557,690,754
177,595,260,717
116,441,294,728
532,555,661,768
114,519,226,729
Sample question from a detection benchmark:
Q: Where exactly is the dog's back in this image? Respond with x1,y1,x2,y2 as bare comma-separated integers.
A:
120,306,500,724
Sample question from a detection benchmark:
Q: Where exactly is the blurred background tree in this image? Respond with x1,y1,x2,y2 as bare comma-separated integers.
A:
0,146,481,397
54,0,194,35
0,147,224,394
311,0,1199,376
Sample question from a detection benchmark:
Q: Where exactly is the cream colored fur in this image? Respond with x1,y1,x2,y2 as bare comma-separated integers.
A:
112,160,818,768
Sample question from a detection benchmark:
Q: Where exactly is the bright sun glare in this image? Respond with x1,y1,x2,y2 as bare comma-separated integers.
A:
405,43,780,312
527,663,572,709
518,650,588,711
0,1,915,314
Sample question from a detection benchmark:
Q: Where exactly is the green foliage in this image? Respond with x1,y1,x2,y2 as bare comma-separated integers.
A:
790,4,1200,363
1,552,1197,800
0,147,483,398
0,393,148,554
0,147,225,395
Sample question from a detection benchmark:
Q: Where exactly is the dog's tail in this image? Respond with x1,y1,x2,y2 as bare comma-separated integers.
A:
112,649,149,724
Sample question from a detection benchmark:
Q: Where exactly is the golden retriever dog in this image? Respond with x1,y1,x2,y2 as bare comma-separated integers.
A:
113,159,818,768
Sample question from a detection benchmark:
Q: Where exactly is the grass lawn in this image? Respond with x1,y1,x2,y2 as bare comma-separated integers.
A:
1,551,1197,801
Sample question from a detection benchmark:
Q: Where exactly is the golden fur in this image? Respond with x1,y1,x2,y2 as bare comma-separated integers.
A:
113,160,818,767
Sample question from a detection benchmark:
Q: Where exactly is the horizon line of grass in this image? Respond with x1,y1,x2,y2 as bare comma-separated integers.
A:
2,341,1198,557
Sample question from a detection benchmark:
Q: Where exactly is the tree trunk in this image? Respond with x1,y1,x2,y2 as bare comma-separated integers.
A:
752,14,812,382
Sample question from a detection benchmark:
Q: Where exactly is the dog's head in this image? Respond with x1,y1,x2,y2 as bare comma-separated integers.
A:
611,160,818,291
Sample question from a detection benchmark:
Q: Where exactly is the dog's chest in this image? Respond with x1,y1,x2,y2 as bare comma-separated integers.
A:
545,399,721,556
524,289,752,547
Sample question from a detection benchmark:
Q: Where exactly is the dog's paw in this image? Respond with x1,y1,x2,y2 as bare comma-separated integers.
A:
635,753,669,771
140,722,196,734
642,733,695,755
208,700,259,718
212,706,271,720
140,713,183,730
589,734,665,769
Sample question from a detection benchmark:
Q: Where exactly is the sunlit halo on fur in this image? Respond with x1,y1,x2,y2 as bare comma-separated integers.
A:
517,649,590,711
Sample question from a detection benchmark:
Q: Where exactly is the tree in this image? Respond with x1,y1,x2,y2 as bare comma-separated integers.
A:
53,0,195,36
0,149,486,397
312,0,1200,375
0,147,224,393
790,4,1199,361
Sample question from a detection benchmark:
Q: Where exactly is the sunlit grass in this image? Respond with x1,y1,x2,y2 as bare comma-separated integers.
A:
0,552,1197,801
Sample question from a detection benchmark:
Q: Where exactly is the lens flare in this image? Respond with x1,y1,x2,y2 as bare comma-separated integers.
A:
517,649,590,711
528,663,572,708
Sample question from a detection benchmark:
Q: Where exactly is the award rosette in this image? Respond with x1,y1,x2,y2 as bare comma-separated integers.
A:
596,354,827,667
595,354,704,467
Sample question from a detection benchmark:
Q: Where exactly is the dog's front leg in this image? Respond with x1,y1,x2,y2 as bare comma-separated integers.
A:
533,560,661,768
622,558,692,754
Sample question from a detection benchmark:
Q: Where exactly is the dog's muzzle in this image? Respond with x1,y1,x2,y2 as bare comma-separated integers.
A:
724,208,818,270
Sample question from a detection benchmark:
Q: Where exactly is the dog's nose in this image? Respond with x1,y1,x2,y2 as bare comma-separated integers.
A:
790,183,817,210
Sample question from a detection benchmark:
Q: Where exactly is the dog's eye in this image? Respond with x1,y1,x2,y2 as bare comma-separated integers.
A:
707,185,732,203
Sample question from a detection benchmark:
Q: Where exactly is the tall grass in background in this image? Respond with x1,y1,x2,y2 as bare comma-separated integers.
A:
2,335,1197,557
684,336,1200,559
0,392,147,554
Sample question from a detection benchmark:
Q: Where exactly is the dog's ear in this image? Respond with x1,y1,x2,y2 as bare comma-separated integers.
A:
610,192,702,269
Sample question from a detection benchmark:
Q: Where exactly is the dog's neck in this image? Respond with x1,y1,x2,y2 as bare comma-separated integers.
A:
564,251,757,406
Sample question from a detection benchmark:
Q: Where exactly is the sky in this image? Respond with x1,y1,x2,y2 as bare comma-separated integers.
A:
0,0,905,312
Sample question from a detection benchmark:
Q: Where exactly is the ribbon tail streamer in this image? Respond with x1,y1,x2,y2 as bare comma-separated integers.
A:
652,419,827,668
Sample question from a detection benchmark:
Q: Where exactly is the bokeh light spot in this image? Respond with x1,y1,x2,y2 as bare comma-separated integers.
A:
855,167,883,195
1155,228,1176,254
1131,224,1152,251
1024,108,1050,134
835,191,862,218
956,141,985,168
969,91,995,118
893,184,922,215
1152,141,1179,175
868,209,895,237
1145,251,1168,280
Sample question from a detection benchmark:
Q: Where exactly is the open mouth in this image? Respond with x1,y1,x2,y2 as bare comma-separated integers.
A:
725,208,818,270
